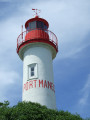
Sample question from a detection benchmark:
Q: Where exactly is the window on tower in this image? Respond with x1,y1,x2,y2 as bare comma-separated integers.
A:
37,21,47,29
28,63,38,80
26,21,36,30
31,66,34,76
37,21,44,29
30,21,36,29
26,21,48,31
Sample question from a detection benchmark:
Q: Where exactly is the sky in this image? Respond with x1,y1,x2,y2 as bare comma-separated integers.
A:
0,0,90,118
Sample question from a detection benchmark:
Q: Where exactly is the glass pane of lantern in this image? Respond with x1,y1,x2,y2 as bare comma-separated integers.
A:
37,21,44,29
29,21,36,30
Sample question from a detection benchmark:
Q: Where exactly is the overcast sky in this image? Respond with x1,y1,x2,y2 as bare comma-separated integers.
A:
0,0,90,118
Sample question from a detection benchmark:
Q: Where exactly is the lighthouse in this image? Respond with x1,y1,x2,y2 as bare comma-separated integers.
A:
17,9,58,109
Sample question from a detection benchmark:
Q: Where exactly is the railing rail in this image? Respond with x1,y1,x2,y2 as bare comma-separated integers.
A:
17,28,58,51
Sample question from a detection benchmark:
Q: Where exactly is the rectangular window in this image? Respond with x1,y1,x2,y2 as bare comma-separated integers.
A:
37,21,44,29
44,24,48,29
29,21,36,30
28,63,38,79
31,67,34,76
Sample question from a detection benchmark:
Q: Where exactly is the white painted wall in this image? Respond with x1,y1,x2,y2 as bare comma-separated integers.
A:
22,43,56,109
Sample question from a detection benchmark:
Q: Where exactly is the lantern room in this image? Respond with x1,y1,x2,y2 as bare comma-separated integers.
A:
25,16,49,41
25,16,49,30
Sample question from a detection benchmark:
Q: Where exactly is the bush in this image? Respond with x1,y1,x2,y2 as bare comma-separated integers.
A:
0,101,83,120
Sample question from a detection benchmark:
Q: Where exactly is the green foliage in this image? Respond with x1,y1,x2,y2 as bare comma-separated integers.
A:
0,101,84,120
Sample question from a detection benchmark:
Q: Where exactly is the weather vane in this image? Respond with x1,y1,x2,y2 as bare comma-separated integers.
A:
32,9,41,17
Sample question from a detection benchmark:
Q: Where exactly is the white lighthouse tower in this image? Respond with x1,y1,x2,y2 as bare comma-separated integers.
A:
17,9,58,109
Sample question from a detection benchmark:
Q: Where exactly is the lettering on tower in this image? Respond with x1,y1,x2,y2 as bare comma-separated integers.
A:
23,79,55,93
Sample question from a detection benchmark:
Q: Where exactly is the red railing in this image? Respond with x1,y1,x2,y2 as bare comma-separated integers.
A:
17,29,58,52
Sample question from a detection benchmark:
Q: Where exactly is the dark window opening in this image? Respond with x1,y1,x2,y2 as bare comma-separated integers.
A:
37,21,44,29
44,24,48,29
31,67,34,76
31,67,34,71
26,21,36,30
29,21,36,29
31,71,34,76
26,21,48,31
37,21,47,30
26,26,29,31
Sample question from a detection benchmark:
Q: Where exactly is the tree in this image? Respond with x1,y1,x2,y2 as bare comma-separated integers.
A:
0,101,83,120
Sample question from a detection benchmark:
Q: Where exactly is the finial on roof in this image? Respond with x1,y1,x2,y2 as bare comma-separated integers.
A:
32,9,41,17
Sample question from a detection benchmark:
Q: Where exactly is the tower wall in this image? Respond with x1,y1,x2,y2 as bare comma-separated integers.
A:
22,44,56,109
